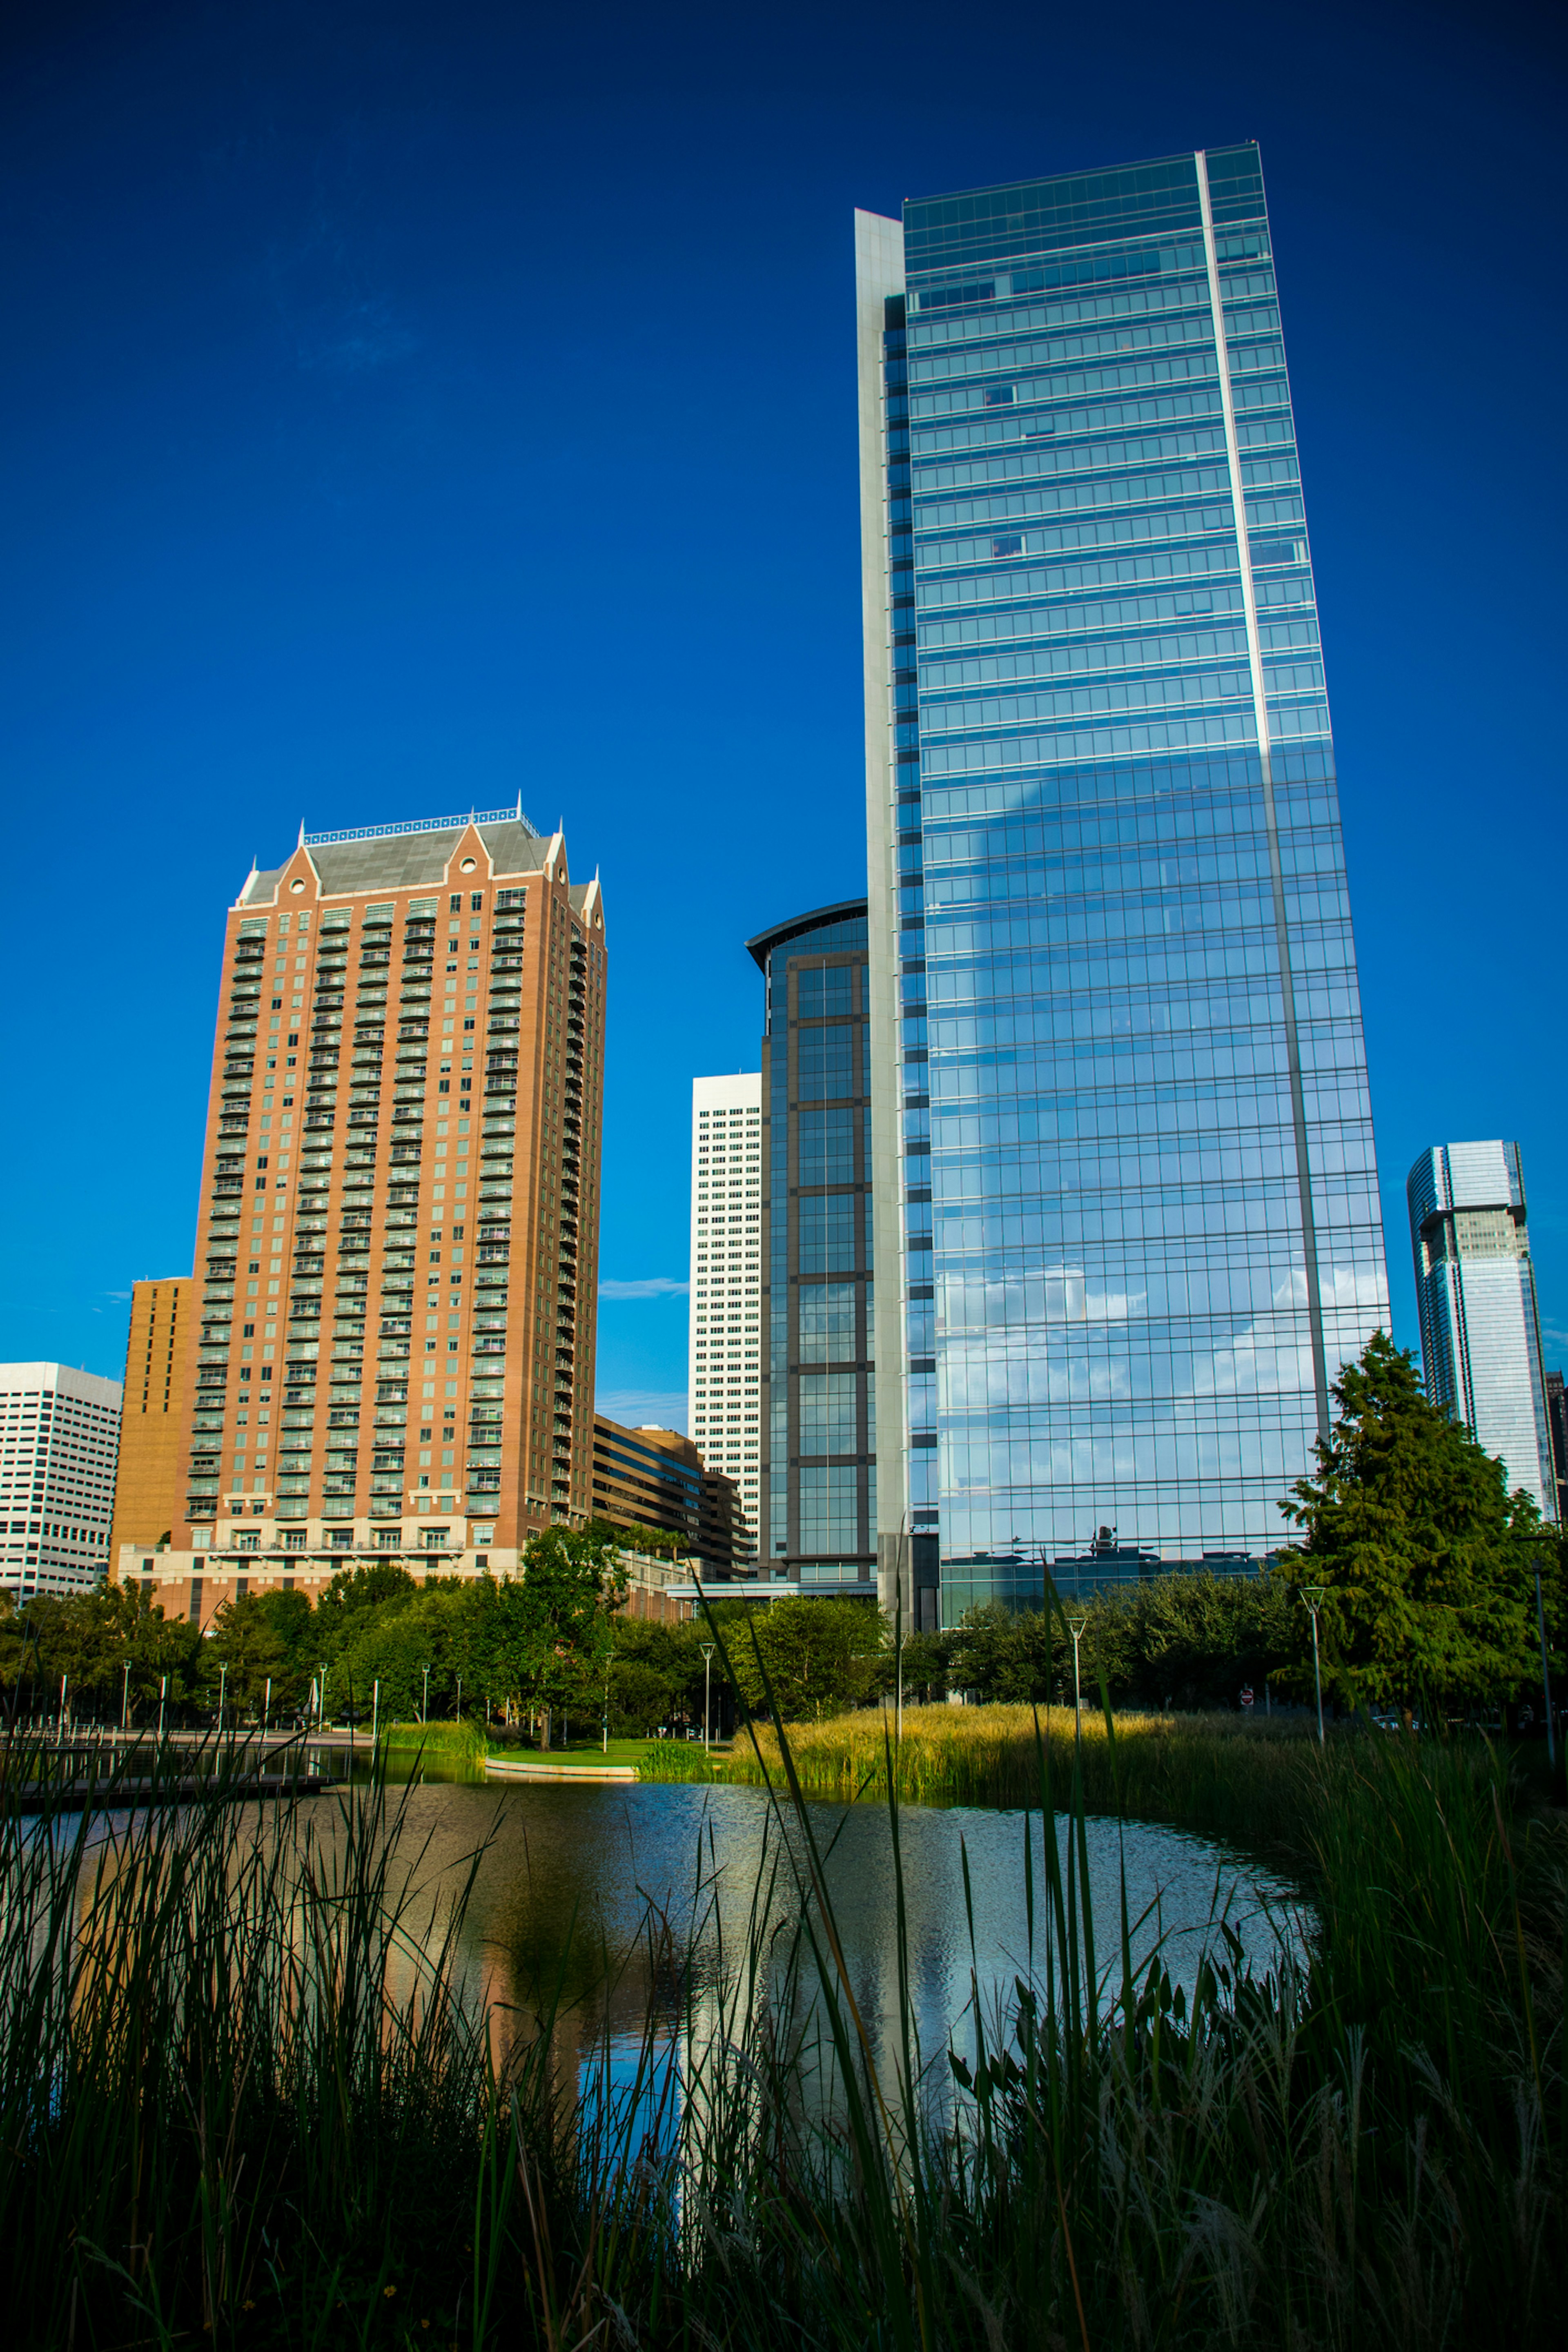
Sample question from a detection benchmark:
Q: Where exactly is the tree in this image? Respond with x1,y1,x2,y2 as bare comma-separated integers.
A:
200,1593,306,1717
454,1527,627,1726
584,1514,687,1561
1277,1329,1540,1711
725,1597,889,1724
1085,1573,1302,1711
946,1601,1059,1702
608,1615,712,1731
0,1586,203,1720
314,1561,418,1653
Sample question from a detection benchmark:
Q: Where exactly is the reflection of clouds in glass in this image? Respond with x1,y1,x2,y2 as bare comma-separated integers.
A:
933,1263,1387,1419
942,1264,1145,1327
1179,1265,1385,1405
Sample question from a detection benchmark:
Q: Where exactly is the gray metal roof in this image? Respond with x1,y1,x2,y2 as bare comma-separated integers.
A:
242,818,552,904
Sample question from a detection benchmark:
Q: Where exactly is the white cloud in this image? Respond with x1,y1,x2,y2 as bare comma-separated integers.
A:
598,1276,689,1300
596,1391,689,1434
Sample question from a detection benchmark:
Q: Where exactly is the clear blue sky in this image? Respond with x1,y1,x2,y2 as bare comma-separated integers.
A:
2,0,1563,1430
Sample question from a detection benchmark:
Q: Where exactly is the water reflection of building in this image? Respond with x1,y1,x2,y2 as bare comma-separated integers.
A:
1045,1526,1264,1601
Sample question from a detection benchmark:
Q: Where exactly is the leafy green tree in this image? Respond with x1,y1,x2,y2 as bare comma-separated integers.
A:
198,1593,306,1718
0,1586,203,1720
453,1527,627,1726
585,1514,686,1560
1277,1329,1541,1711
334,1587,469,1723
725,1596,888,1723
946,1601,1060,1702
608,1615,710,1730
314,1561,419,1657
1085,1573,1303,1711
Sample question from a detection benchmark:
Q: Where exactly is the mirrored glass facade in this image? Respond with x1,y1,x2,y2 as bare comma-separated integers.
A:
858,147,1389,1616
751,904,879,1590
1408,1141,1556,1520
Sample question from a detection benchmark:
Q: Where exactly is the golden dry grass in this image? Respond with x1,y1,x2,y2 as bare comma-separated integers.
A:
725,1700,1324,1854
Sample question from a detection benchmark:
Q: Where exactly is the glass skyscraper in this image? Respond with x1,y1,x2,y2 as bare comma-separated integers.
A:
752,903,885,1594
858,147,1388,1617
1408,1141,1556,1521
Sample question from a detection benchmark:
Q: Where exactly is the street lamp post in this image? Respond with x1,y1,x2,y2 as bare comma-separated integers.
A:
1067,1616,1087,1740
218,1662,228,1734
157,1674,168,1746
1300,1587,1326,1747
263,1676,271,1733
120,1659,131,1733
371,1678,380,1752
1532,1555,1556,1770
421,1664,430,1726
701,1642,714,1752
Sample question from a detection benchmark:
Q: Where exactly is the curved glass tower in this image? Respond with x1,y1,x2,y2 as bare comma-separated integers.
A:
751,903,881,1593
858,146,1389,1615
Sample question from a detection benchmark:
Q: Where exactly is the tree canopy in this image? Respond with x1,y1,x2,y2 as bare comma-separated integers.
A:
722,1595,889,1724
1276,1329,1544,1710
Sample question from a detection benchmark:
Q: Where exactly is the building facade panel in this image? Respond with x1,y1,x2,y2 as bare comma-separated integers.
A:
108,1278,192,1570
859,147,1389,1617
131,806,606,1625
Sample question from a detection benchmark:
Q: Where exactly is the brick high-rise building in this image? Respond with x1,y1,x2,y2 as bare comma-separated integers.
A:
108,1277,192,1569
122,805,605,1624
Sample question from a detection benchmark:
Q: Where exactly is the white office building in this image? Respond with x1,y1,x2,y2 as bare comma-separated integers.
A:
1408,1142,1557,1519
689,1075,762,1555
0,1363,124,1595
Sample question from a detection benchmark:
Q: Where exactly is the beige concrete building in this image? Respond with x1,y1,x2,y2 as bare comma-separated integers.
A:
0,1363,122,1595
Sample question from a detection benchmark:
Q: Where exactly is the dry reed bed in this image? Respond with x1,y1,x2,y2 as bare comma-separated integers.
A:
724,1701,1328,1855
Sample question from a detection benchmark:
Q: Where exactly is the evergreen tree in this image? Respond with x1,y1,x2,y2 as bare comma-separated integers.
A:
1277,1329,1540,1710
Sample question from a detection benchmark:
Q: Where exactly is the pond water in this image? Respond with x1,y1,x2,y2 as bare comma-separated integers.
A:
343,1773,1307,2093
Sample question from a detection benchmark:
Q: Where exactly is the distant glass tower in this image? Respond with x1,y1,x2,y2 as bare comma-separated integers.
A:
1408,1142,1556,1519
751,903,887,1595
857,147,1389,1617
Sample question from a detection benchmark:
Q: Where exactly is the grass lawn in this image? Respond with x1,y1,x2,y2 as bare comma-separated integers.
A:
485,1735,702,1769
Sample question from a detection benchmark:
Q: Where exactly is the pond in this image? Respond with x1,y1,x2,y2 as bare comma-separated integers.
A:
343,1772,1307,2097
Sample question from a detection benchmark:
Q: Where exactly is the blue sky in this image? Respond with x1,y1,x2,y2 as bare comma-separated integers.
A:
1,0,1563,1430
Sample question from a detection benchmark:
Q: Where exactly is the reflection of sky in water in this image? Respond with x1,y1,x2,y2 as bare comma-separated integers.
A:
356,1779,1307,2098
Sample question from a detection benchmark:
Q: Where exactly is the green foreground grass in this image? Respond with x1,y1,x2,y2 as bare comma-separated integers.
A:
0,1712,1562,2348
